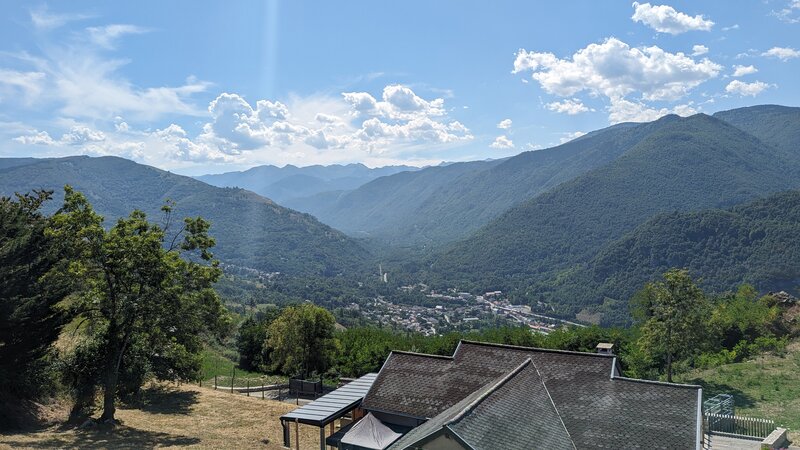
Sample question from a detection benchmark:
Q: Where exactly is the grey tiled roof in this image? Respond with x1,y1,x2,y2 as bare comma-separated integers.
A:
364,341,700,450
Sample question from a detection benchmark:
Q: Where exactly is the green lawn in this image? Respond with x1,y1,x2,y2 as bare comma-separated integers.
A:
677,341,800,437
199,348,286,388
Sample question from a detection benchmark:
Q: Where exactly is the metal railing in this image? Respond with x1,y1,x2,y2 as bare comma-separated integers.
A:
705,413,775,439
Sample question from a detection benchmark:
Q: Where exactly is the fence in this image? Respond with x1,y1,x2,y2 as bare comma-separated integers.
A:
705,413,775,439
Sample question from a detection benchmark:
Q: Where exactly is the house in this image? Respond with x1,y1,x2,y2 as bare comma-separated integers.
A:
282,340,702,450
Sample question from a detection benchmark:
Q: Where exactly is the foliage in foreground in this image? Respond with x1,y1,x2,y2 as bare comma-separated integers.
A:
49,187,230,421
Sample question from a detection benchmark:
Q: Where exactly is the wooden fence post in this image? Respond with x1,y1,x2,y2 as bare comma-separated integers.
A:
247,380,250,397
214,375,217,390
262,381,265,399
231,367,235,394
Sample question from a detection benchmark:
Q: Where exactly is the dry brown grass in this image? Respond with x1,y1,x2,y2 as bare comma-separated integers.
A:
0,384,322,449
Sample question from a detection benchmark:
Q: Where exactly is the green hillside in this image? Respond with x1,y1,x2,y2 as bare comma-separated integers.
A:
432,112,800,320
555,190,800,324
713,104,800,154
0,156,369,276
294,121,657,246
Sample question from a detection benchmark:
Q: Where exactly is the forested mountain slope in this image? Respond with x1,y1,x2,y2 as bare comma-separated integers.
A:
0,156,369,276
293,121,666,246
553,189,800,324
432,112,800,320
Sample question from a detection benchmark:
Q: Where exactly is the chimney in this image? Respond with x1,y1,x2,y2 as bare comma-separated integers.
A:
596,343,614,355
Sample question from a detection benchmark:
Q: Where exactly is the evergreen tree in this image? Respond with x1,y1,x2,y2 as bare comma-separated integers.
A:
0,191,71,399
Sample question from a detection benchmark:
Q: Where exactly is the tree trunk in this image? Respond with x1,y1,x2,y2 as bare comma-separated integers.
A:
99,363,119,422
666,351,673,383
100,332,128,422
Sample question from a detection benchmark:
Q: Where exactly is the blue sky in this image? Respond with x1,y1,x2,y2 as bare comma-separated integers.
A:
0,1,798,175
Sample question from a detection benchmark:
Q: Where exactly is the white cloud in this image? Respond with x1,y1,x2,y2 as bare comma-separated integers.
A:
342,84,445,120
315,113,339,123
10,83,473,169
546,98,593,115
773,0,800,23
490,135,514,149
87,24,149,49
559,131,587,144
725,80,772,97
0,69,46,103
762,47,800,61
60,125,106,145
607,97,697,124
732,65,758,77
631,2,714,34
691,45,709,56
29,5,94,30
513,38,721,102
13,130,56,145
497,119,512,129
722,24,740,31
0,13,210,120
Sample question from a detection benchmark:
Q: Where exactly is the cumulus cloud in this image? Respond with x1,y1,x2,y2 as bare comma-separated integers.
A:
732,65,758,77
631,2,714,34
342,84,445,120
725,80,772,97
13,130,56,145
513,38,721,102
762,47,800,61
11,83,472,168
497,119,512,129
692,45,709,56
546,98,593,115
607,97,696,124
60,125,106,145
490,135,514,149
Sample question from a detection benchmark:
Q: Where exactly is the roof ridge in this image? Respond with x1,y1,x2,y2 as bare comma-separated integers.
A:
612,375,701,389
390,350,454,360
457,340,614,358
447,358,533,425
533,363,577,450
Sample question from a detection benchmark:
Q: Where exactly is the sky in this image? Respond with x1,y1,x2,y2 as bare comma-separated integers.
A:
0,1,798,175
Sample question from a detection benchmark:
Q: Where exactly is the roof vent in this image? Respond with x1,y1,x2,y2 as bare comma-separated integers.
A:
596,343,614,355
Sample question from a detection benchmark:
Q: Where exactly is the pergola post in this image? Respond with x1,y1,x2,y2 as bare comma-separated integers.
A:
281,419,289,448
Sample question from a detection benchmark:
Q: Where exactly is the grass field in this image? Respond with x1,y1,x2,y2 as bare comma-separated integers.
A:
0,384,321,449
677,341,800,438
200,348,287,388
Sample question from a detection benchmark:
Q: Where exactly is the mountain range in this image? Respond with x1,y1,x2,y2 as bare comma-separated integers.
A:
196,163,416,205
3,104,799,324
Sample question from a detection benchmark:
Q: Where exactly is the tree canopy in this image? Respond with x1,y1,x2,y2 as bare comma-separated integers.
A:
49,186,229,421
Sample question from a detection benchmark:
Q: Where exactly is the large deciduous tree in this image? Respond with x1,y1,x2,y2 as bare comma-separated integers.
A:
632,268,711,382
49,186,228,422
266,303,338,379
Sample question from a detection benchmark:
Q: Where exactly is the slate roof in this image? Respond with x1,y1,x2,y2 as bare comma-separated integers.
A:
363,340,700,450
